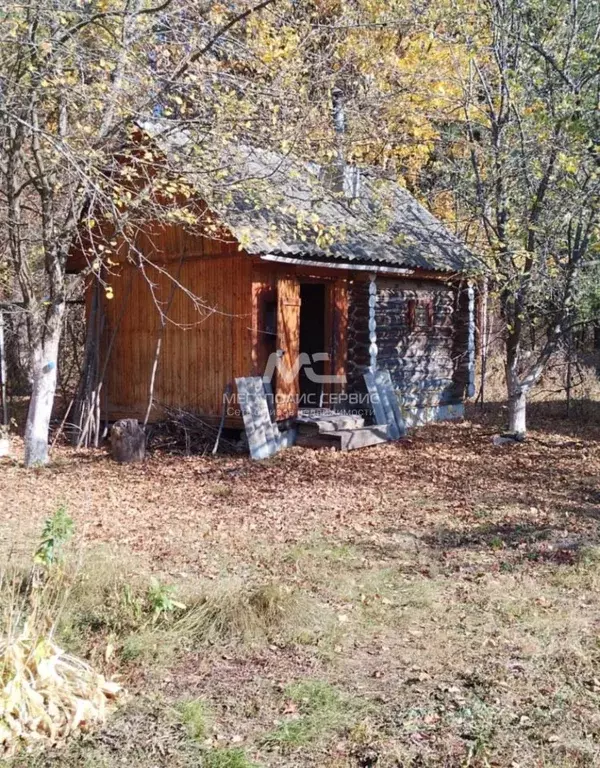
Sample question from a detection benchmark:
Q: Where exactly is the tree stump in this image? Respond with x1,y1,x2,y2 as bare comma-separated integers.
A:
110,419,146,463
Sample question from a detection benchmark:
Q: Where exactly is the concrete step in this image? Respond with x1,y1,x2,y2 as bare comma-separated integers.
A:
334,425,389,451
294,432,342,450
295,424,389,452
296,410,365,435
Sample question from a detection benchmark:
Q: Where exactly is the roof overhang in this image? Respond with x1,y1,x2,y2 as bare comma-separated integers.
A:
259,253,415,276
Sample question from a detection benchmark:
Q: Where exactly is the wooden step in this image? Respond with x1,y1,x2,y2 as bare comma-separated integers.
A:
295,424,389,452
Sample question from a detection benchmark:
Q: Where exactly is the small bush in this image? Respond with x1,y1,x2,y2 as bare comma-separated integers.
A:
147,577,186,623
34,505,74,566
178,698,211,741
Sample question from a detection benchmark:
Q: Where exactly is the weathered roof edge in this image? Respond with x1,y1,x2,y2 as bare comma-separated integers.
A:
140,121,479,275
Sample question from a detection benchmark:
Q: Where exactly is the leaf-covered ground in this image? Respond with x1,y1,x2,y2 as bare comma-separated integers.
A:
1,402,600,767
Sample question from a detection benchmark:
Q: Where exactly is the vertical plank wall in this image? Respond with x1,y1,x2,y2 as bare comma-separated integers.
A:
100,230,253,421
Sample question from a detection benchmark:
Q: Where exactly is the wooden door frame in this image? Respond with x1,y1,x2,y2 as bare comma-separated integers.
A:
276,276,301,420
296,277,348,407
251,264,349,421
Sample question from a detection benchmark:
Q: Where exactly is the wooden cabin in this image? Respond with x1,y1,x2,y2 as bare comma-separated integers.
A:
68,126,475,432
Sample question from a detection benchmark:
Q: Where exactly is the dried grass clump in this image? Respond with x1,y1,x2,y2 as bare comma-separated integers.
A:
0,622,121,757
0,512,123,758
177,579,327,646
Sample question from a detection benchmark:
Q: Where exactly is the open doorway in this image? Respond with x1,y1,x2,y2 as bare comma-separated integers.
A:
299,283,327,408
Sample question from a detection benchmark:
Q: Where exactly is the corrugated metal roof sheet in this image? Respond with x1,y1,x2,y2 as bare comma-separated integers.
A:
142,122,475,274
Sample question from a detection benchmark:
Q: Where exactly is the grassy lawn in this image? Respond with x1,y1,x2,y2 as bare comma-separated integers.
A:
1,404,600,767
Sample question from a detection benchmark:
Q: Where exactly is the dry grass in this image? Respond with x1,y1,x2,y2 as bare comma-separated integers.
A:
261,680,364,753
479,350,600,406
175,579,333,648
0,558,122,759
2,403,600,766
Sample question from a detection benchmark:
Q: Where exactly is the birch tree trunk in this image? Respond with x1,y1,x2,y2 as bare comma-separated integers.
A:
506,336,528,436
24,302,65,466
507,387,527,435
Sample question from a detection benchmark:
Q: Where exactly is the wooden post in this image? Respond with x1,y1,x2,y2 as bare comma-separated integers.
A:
368,273,377,371
477,277,489,409
0,310,8,426
276,276,301,420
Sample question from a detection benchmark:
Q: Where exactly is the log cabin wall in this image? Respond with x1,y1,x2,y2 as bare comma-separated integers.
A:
374,277,458,407
346,278,371,398
98,226,253,422
346,276,468,414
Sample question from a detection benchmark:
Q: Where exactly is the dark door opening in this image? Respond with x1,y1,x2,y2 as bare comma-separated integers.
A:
299,283,326,409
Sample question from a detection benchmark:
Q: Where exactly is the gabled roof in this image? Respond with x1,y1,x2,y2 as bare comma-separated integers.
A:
142,122,475,274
